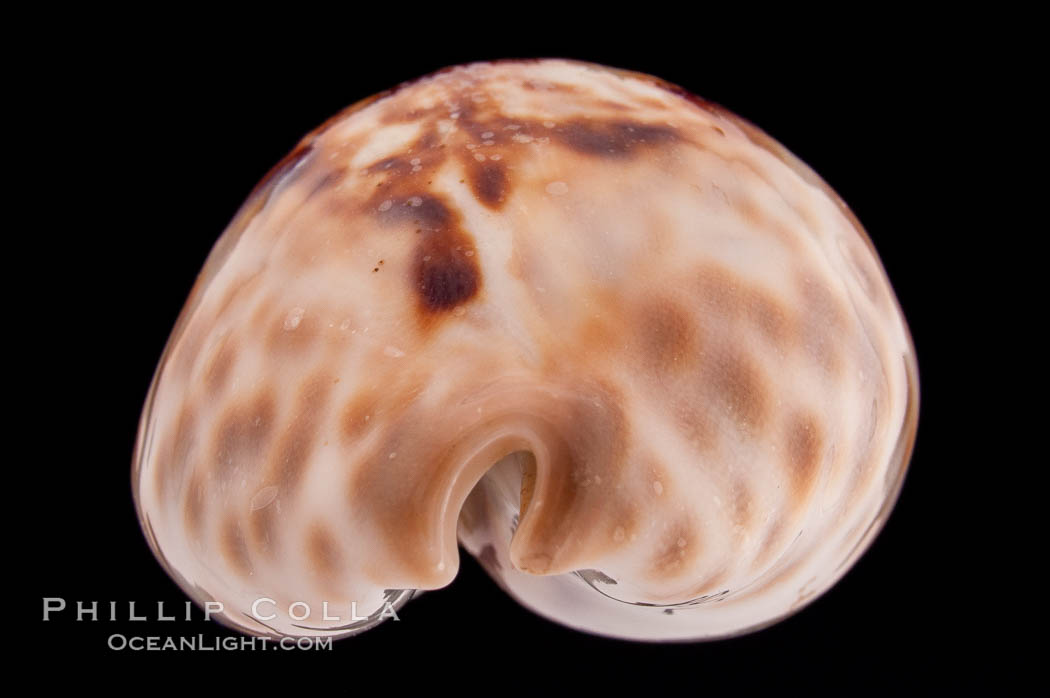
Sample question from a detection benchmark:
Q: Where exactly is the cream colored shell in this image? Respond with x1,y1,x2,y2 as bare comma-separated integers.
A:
132,59,918,641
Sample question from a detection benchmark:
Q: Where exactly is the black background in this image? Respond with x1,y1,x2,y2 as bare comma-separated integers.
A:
21,15,998,692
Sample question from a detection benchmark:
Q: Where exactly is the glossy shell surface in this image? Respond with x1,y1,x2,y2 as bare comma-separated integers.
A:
133,59,918,640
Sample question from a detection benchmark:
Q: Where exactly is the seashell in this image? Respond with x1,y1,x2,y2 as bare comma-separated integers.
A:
132,59,918,641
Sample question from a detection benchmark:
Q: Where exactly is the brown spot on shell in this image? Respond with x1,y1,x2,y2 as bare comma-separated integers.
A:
785,411,824,511
307,523,343,579
469,160,508,208
639,298,699,375
221,515,252,576
571,292,623,364
266,374,332,493
370,192,481,316
401,196,481,314
648,518,700,579
183,469,207,542
556,120,678,158
341,390,380,443
211,389,277,480
696,263,743,316
418,245,479,311
708,350,770,433
376,193,450,230
745,287,792,345
694,264,797,352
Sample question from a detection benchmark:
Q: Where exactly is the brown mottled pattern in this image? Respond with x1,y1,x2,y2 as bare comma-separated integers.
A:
210,389,276,481
154,404,196,499
469,160,509,208
784,411,825,511
266,373,332,493
182,470,207,541
202,334,237,396
132,59,918,641
249,503,277,559
648,516,701,581
638,297,700,375
708,351,771,434
306,523,342,580
221,515,252,576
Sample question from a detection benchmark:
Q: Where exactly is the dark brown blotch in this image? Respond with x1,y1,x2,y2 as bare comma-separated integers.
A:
469,160,509,208
377,194,482,315
556,120,678,158
417,242,479,312
360,145,483,316
377,194,452,231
